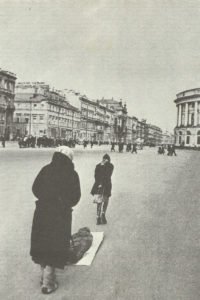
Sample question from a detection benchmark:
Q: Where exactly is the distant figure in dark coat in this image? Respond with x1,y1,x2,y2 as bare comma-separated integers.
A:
131,143,137,154
171,144,177,156
91,154,114,225
167,144,172,156
83,140,87,148
126,143,132,152
118,142,124,153
30,146,81,294
158,145,165,155
1,135,5,148
111,142,115,152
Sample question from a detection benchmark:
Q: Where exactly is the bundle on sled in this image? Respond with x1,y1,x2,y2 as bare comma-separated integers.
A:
67,227,93,264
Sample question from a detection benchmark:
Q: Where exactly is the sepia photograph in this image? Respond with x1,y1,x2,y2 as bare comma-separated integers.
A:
0,0,200,299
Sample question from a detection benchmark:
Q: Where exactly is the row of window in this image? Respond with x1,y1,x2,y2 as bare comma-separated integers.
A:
49,119,78,126
15,117,44,123
16,103,45,108
81,121,96,130
49,105,79,117
178,130,200,135
177,130,200,145
178,136,200,145
81,105,114,119
15,103,79,117
16,113,44,119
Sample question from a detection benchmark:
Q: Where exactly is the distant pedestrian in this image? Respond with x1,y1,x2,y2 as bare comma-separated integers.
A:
30,146,81,294
161,145,165,154
91,154,114,225
167,144,172,156
118,142,124,153
126,143,131,152
1,136,5,148
158,145,165,155
131,143,137,154
171,144,177,156
111,142,115,152
83,140,87,148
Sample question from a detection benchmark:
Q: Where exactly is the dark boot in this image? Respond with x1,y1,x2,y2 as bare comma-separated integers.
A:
41,266,58,294
101,213,107,224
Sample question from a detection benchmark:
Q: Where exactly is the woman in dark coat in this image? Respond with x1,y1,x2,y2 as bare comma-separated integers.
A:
30,146,81,294
91,154,114,225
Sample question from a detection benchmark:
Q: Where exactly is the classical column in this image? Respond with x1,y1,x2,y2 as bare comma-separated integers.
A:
177,105,179,126
178,104,182,126
185,102,188,126
194,101,198,126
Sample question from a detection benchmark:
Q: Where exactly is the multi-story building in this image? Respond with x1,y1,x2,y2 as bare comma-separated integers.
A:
174,88,200,147
79,96,97,141
79,96,115,142
0,69,17,139
97,99,116,142
144,123,162,146
13,82,165,145
125,115,138,143
136,119,146,143
13,82,80,139
131,116,138,143
103,106,115,142
98,99,127,142
126,115,133,143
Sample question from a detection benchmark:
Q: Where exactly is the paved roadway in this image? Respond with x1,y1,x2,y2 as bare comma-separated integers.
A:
0,144,199,300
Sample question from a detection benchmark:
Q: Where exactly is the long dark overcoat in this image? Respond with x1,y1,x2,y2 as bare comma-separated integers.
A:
91,162,114,197
30,152,81,269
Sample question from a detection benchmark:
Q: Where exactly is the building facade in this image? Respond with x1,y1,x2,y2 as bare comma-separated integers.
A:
79,96,115,142
126,116,133,143
12,81,167,145
13,82,80,139
98,99,128,142
131,116,138,143
136,119,146,143
174,88,200,147
79,96,97,141
144,123,162,146
0,69,17,139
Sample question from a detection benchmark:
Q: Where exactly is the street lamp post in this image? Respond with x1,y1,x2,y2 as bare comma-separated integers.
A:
71,110,74,139
29,97,33,135
86,105,88,140
57,105,61,138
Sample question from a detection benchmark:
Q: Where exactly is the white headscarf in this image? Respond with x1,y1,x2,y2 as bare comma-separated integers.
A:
55,146,74,161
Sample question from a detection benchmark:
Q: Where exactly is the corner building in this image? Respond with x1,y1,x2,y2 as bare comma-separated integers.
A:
13,82,80,139
174,88,200,147
0,69,17,139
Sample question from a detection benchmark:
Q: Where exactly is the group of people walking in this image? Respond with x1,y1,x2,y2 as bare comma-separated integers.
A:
83,140,109,148
158,144,177,156
18,136,77,148
111,142,138,153
30,146,114,294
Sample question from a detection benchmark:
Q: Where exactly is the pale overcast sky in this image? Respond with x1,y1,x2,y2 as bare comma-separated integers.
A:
1,0,200,131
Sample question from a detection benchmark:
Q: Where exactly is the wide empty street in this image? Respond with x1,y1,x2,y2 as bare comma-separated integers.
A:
0,145,199,300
